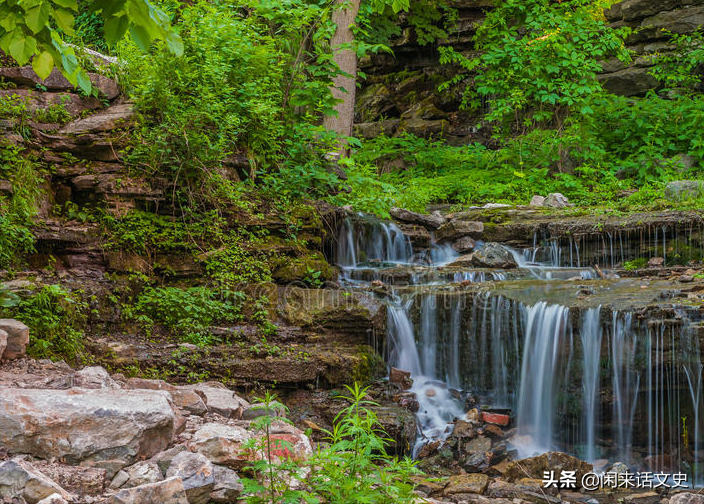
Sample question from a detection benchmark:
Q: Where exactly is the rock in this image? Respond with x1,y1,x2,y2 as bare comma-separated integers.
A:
126,379,207,416
452,420,476,438
390,207,446,229
529,195,545,206
461,451,492,472
0,67,119,99
30,461,105,497
665,180,704,201
189,423,253,470
35,494,68,504
0,320,29,360
436,220,484,241
465,408,480,422
265,424,313,462
545,193,571,209
150,446,188,477
466,436,491,452
469,243,518,269
599,66,660,97
397,223,432,247
58,103,134,135
111,462,162,489
648,257,665,267
452,236,476,254
0,387,175,467
670,493,704,504
0,330,7,359
208,465,243,504
71,366,119,389
505,452,592,485
606,461,629,474
166,452,214,504
241,403,286,421
444,474,489,495
389,367,412,389
0,460,70,504
104,476,189,504
481,412,510,426
183,383,249,419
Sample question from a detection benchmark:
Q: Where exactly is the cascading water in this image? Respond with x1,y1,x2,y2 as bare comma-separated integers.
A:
334,213,704,484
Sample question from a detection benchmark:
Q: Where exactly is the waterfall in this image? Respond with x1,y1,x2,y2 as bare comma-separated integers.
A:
334,213,704,482
581,307,603,463
515,302,572,456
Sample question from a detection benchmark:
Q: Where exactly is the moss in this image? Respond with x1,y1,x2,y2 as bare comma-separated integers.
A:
352,344,385,384
271,251,337,284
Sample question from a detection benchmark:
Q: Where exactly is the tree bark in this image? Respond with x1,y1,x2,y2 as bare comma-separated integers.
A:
323,0,361,157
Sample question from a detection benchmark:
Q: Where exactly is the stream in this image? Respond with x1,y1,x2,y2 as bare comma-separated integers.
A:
335,213,704,486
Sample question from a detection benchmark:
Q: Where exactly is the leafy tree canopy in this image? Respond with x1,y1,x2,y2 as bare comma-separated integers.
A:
0,0,182,92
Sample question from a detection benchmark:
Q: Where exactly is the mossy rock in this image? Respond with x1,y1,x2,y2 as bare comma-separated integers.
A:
271,251,337,284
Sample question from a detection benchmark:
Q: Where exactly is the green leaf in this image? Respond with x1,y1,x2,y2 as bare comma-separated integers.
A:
25,3,50,34
75,68,91,93
52,8,75,35
9,32,37,65
103,14,129,44
165,31,183,56
128,23,151,52
52,0,78,10
32,49,54,79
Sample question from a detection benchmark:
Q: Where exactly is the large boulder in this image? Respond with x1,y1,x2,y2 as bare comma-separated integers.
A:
104,476,189,504
0,319,29,360
0,387,175,467
436,220,484,242
0,460,70,504
189,423,253,470
166,452,214,504
182,383,248,419
390,207,446,229
469,243,518,269
665,180,704,201
0,67,119,99
126,378,207,416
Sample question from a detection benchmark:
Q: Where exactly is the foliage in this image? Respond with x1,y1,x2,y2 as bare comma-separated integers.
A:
623,258,647,270
242,384,420,504
0,140,43,269
120,0,347,206
124,285,245,345
0,283,20,308
649,29,704,91
0,0,182,93
5,284,89,363
439,0,630,135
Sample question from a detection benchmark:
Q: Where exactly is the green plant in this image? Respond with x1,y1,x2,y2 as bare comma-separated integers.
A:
307,384,420,503
4,284,89,363
242,392,314,504
623,258,647,270
303,267,323,288
0,283,20,308
650,29,704,91
124,286,245,346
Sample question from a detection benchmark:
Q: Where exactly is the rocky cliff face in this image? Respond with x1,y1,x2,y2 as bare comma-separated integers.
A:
355,0,704,142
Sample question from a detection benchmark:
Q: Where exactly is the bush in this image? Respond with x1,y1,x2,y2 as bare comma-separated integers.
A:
125,286,245,345
6,284,89,363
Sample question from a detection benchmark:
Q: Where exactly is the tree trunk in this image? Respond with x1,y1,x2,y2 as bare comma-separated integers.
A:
323,0,361,157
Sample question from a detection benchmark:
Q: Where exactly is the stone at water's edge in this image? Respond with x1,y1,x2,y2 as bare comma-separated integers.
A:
390,207,446,229
0,319,29,360
671,493,704,504
0,387,175,467
436,219,484,241
545,193,571,208
443,473,490,496
481,412,510,427
452,236,476,253
468,243,518,269
529,195,546,206
505,452,592,486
